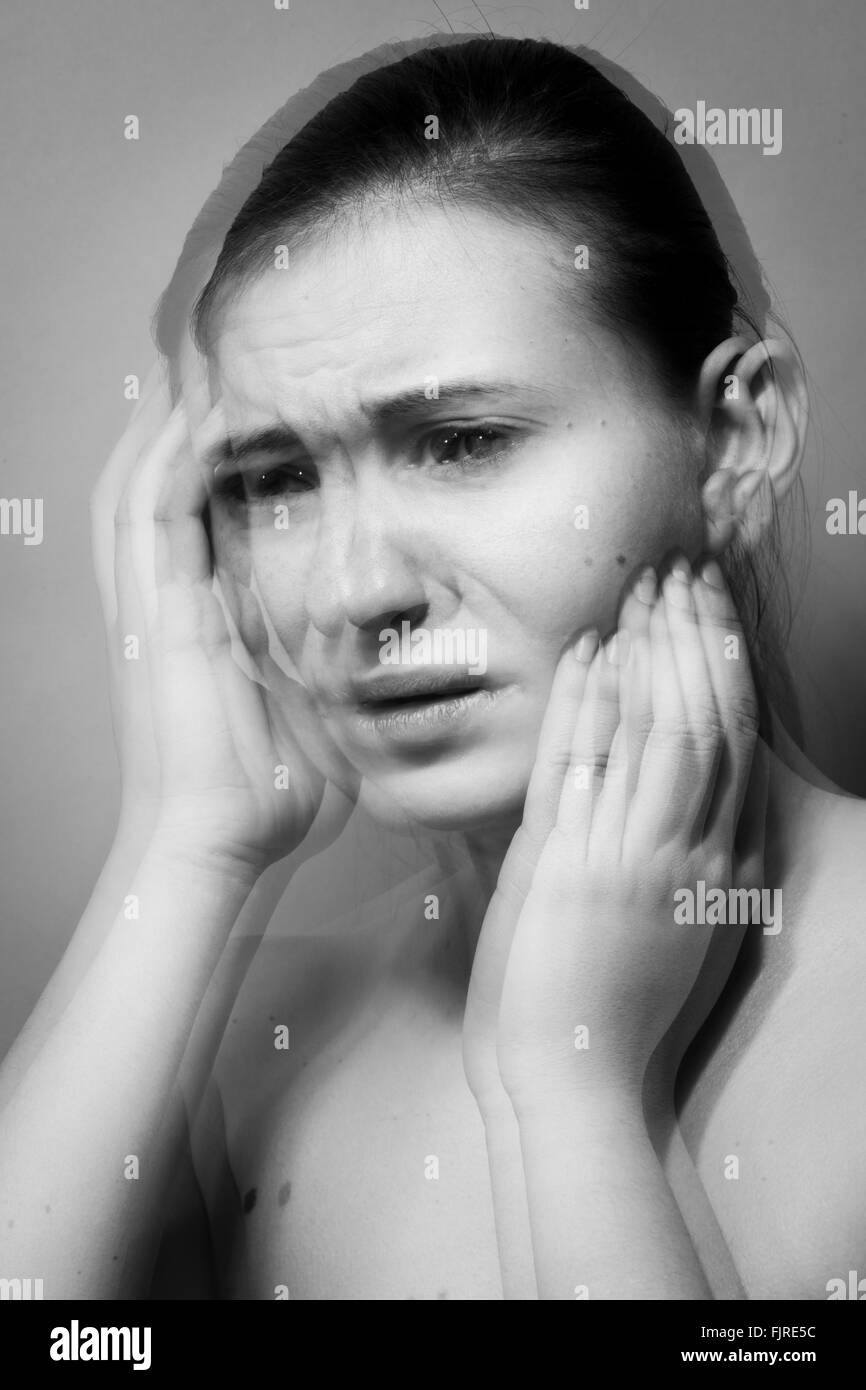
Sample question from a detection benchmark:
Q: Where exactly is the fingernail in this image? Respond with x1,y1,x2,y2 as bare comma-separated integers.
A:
665,571,693,609
635,566,657,605
700,558,726,589
574,629,599,663
671,554,692,582
606,631,630,666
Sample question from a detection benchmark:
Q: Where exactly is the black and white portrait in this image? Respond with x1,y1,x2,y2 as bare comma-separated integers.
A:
1,0,865,1338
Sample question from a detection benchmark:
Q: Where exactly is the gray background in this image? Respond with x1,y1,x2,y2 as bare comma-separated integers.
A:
2,0,864,1058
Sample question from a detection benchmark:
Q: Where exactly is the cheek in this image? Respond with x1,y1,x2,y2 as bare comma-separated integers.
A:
459,436,699,645
210,513,309,661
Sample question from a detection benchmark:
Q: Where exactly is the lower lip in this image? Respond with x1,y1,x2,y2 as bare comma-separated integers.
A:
347,686,508,748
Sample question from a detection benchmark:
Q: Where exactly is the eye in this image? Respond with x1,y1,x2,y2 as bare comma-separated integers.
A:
212,461,318,506
423,425,515,469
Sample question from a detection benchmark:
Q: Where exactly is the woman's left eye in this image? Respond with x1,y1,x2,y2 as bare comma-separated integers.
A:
422,425,515,469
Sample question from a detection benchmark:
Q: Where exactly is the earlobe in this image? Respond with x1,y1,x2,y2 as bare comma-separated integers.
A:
697,333,807,553
701,466,738,553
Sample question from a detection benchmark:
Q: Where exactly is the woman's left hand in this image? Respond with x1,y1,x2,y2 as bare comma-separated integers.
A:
473,555,769,1118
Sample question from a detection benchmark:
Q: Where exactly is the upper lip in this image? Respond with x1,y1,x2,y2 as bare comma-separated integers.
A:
349,667,489,707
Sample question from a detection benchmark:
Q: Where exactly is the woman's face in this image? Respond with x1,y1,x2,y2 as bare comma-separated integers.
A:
205,204,704,829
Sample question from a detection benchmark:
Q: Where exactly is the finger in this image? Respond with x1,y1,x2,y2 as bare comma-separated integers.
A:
522,628,599,849
589,582,653,856
92,363,173,628
661,556,723,837
616,565,657,804
587,715,629,860
691,557,760,845
109,382,182,667
175,348,214,435
615,564,657,643
124,405,191,632
216,564,273,672
556,636,621,859
152,400,223,590
627,564,716,846
260,654,361,800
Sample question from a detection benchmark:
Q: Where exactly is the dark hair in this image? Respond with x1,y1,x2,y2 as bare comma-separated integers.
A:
191,37,748,402
162,35,805,742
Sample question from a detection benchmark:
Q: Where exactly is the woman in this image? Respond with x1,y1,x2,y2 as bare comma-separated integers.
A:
1,34,863,1302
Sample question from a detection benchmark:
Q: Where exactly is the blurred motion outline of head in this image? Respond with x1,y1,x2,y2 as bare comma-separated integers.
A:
154,33,806,743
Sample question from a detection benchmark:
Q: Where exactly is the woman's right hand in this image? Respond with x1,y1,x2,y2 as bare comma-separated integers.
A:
90,360,358,876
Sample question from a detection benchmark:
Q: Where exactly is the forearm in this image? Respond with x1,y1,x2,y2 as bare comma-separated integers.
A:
0,821,154,1111
479,1097,539,1300
515,1091,714,1301
0,842,260,1297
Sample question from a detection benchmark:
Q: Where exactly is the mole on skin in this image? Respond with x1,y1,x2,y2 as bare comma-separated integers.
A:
277,1181,292,1207
243,1187,257,1215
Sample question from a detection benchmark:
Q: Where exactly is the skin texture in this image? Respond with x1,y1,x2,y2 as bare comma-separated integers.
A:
204,203,706,831
13,194,860,1304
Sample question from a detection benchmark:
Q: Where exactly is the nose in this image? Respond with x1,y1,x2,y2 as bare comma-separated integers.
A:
304,476,430,640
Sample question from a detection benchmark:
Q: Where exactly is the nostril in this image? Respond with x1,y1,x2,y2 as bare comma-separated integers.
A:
356,601,429,638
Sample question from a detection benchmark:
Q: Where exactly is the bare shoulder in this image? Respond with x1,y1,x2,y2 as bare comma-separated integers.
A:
683,783,866,1297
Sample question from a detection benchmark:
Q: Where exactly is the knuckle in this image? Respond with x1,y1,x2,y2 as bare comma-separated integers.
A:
645,715,684,746
627,711,655,744
690,697,726,742
727,691,760,740
544,746,576,781
655,707,725,755
704,849,732,887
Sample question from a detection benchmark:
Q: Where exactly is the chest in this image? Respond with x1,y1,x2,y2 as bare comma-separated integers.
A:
208,965,858,1302
217,999,502,1299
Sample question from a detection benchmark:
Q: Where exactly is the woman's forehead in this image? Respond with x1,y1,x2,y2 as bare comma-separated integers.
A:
205,208,641,421
212,206,564,360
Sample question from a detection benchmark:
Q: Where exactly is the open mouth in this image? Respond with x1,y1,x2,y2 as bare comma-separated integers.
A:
346,673,504,745
360,680,484,713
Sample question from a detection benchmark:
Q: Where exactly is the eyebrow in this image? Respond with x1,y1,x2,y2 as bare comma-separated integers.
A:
204,379,556,472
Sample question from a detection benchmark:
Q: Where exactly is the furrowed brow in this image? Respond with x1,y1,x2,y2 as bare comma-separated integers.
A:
366,380,553,428
203,425,304,475
203,380,554,472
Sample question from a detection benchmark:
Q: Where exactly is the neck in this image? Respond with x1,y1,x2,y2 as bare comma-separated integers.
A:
760,711,849,954
383,813,519,988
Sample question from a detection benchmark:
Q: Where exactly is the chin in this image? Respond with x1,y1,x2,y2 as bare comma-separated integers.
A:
355,754,530,835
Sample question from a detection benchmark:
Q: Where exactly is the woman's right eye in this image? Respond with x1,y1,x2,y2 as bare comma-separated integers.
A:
213,462,318,506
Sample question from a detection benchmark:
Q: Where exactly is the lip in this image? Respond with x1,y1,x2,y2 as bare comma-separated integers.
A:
338,669,511,749
351,666,490,706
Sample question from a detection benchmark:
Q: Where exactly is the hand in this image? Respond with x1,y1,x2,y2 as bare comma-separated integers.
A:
90,360,358,875
468,556,768,1116
462,622,599,1116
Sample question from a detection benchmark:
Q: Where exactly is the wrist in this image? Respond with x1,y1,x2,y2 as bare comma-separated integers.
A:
505,1062,646,1131
498,1025,654,1125
513,1086,647,1150
145,827,268,892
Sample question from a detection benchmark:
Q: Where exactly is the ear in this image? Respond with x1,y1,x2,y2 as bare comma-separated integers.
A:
696,334,808,554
